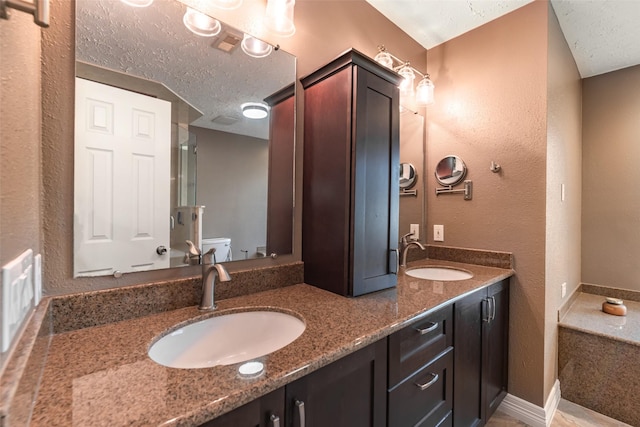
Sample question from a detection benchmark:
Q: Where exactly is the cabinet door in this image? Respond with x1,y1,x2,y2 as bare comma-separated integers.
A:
453,289,485,427
285,339,387,427
201,387,284,427
483,281,509,419
351,66,400,297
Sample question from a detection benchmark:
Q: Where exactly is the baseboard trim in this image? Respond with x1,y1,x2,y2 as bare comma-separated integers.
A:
498,380,561,427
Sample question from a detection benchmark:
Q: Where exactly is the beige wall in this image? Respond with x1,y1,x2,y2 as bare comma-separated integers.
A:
427,2,549,406
545,3,582,399
0,8,43,372
40,0,426,294
193,127,268,260
582,64,640,291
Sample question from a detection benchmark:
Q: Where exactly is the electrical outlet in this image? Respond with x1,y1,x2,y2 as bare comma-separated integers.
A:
434,225,444,242
561,282,567,298
410,224,420,240
2,249,36,353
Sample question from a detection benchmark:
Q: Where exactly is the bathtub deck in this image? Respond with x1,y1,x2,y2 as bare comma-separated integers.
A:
558,290,640,426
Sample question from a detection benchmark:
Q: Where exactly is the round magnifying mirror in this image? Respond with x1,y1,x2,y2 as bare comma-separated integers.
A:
435,155,467,186
399,162,417,190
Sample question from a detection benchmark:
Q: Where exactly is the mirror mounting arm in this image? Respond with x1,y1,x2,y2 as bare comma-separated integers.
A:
435,180,473,201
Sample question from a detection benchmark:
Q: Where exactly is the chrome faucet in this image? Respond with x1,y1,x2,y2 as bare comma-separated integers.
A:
400,232,426,268
199,248,231,311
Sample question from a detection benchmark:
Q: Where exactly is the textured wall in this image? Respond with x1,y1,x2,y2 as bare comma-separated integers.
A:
427,2,548,406
0,6,43,373
582,65,640,292
544,3,582,402
0,10,42,266
40,0,426,294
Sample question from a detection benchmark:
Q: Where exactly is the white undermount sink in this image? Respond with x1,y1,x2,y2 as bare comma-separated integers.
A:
405,266,474,281
148,310,305,369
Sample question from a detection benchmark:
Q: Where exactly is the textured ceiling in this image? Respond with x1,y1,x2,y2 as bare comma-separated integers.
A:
76,0,295,139
366,0,640,78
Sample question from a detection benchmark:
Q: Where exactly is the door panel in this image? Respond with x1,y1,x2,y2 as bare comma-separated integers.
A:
74,77,171,276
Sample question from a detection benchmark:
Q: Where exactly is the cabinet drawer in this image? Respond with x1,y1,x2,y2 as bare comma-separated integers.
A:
388,348,453,427
388,304,453,386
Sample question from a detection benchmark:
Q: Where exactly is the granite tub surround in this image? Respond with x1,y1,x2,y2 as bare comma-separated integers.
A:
558,290,640,426
0,300,51,427
30,259,512,426
51,261,303,334
581,283,640,303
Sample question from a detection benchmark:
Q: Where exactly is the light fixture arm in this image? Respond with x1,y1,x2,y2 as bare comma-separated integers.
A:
0,0,49,27
377,45,429,79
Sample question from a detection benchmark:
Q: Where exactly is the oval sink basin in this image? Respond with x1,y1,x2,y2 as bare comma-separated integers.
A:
405,266,473,281
148,310,305,369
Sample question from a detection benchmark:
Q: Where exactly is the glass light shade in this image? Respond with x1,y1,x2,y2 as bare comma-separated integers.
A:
241,35,273,58
241,102,269,119
416,76,435,105
374,51,393,69
120,0,153,6
183,7,221,37
211,0,243,10
398,66,415,97
264,0,296,37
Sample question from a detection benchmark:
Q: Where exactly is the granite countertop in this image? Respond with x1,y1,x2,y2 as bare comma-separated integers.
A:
31,259,513,427
559,292,640,346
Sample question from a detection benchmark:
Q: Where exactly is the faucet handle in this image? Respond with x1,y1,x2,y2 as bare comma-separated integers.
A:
202,247,217,265
401,232,416,245
185,240,201,256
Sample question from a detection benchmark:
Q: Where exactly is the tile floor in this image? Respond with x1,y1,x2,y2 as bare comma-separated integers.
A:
486,399,632,427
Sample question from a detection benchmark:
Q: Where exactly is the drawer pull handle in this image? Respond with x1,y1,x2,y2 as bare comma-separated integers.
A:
415,372,439,390
270,414,281,427
295,400,306,427
414,321,438,335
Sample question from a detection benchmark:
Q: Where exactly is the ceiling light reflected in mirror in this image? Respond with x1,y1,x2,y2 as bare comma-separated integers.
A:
241,102,269,119
183,7,222,37
241,34,273,58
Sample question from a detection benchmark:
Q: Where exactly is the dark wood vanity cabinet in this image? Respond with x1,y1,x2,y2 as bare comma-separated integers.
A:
285,338,387,427
453,280,509,427
202,339,387,427
264,84,295,257
201,387,285,427
301,49,401,297
388,305,455,426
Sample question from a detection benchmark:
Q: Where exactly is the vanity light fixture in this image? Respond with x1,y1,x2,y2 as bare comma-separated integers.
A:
120,0,153,7
264,0,296,37
241,34,273,58
183,7,221,37
374,45,435,106
211,0,242,10
241,102,269,119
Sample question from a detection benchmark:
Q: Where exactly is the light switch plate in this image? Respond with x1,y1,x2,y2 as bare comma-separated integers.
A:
410,224,420,240
434,225,444,242
2,249,36,353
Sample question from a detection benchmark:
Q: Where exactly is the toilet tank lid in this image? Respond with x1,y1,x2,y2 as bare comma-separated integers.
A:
202,237,231,244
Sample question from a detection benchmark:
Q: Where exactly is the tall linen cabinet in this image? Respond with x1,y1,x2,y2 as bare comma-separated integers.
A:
301,49,401,297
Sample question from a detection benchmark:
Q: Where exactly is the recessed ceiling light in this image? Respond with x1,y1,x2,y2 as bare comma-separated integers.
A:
241,103,269,119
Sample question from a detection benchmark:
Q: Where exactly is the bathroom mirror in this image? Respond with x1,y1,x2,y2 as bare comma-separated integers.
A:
73,0,295,277
435,155,467,186
399,111,425,242
399,162,417,190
